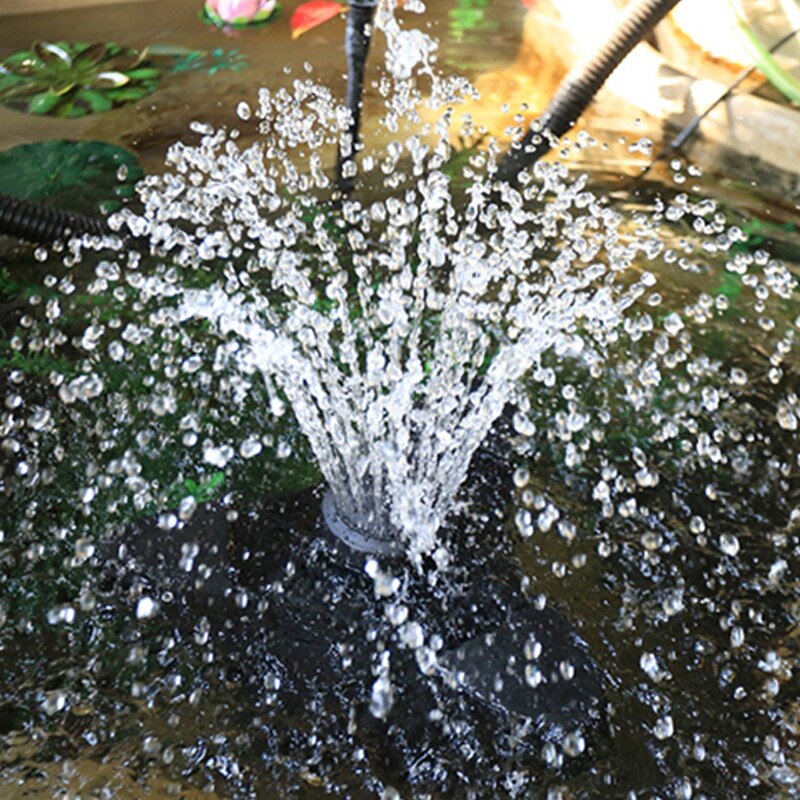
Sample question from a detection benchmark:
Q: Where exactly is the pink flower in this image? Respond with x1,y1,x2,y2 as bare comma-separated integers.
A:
206,0,276,23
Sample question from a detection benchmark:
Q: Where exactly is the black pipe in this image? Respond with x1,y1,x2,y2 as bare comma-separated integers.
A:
336,0,378,194
496,0,683,184
0,192,109,243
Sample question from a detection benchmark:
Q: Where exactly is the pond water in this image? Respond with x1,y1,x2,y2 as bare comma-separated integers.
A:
1,1,800,799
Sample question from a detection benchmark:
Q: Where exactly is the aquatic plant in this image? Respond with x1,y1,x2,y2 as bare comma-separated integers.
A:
0,42,163,118
448,0,498,39
0,140,142,214
167,46,250,75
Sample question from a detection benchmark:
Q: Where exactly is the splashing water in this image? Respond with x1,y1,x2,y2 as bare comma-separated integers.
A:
8,4,798,567
74,3,654,560
157,127,646,559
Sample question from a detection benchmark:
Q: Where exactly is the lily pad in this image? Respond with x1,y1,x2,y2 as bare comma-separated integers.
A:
0,140,143,215
0,41,162,118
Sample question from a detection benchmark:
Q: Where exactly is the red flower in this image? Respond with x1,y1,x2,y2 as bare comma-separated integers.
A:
290,0,346,39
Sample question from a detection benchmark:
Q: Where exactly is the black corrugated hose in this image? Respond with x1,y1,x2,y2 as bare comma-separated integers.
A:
0,192,109,243
496,0,683,183
336,0,378,193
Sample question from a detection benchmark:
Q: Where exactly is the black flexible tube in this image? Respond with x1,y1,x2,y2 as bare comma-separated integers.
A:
496,0,683,183
336,0,378,194
0,192,108,243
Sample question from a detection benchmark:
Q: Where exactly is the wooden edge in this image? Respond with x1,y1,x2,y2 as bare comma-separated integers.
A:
552,0,800,179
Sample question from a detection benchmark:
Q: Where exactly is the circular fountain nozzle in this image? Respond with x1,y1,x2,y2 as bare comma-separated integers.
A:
322,490,403,557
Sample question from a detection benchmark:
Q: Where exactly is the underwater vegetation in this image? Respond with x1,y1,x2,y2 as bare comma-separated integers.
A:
0,41,251,118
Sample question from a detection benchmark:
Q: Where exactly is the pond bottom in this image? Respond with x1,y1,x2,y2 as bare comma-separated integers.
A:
106,455,607,795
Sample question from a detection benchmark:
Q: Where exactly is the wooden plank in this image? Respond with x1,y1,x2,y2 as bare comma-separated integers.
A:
0,0,156,16
553,0,800,179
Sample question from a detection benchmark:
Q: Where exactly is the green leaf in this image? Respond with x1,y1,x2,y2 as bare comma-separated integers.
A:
0,140,143,215
732,10,800,104
1,81,46,100
0,72,23,90
105,86,150,102
3,52,38,69
34,42,72,66
125,67,162,80
55,99,80,118
147,43,199,57
74,42,109,65
50,80,77,96
78,88,113,112
28,90,61,114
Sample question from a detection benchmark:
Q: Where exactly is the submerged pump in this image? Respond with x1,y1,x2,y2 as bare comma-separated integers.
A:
321,489,403,557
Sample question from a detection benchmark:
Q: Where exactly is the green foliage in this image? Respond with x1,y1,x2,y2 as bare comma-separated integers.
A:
0,266,25,297
0,37,253,119
733,14,800,104
181,472,225,503
166,47,250,76
729,216,796,254
448,0,498,39
0,346,77,378
0,140,142,215
716,271,742,303
0,42,163,118
441,139,488,189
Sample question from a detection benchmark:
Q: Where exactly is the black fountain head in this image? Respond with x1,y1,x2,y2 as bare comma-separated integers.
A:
336,0,380,194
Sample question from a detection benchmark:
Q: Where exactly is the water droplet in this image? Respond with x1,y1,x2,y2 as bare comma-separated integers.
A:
47,604,76,625
524,664,542,688
370,658,394,719
562,730,585,757
513,467,530,488
178,495,197,521
512,412,536,437
136,596,158,620
777,401,797,431
719,533,740,557
654,715,674,740
42,690,67,715
399,621,424,649
663,312,684,336
236,101,251,120
240,437,262,458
